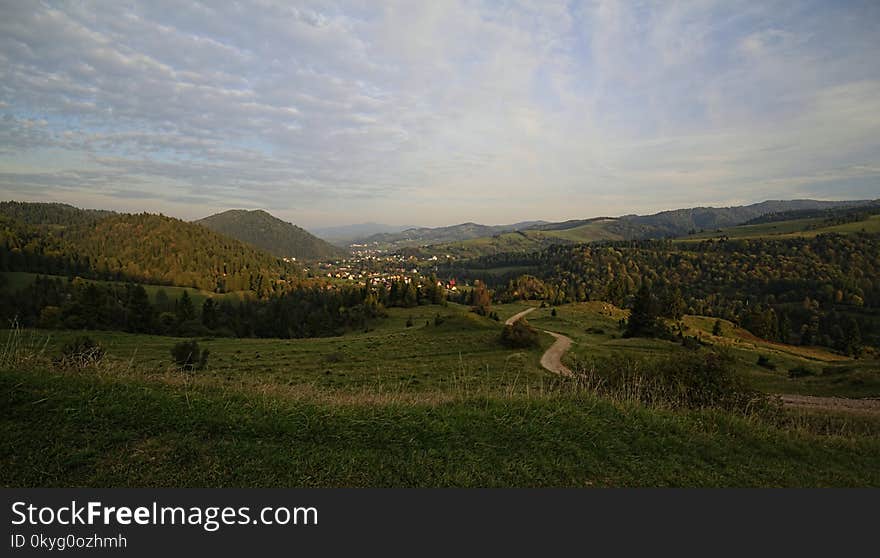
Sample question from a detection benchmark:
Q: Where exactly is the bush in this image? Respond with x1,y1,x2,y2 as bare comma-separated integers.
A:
681,335,702,350
171,340,209,372
789,365,815,379
59,336,105,368
433,313,445,326
577,349,773,414
756,355,776,370
551,308,557,317
405,316,414,328
585,327,605,335
500,319,540,348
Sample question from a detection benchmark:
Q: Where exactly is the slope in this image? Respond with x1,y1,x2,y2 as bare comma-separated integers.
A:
196,209,346,260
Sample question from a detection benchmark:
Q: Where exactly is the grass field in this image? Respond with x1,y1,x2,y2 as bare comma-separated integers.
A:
3,300,879,487
518,302,880,399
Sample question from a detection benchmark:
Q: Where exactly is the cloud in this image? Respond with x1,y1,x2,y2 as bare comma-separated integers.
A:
0,1,878,226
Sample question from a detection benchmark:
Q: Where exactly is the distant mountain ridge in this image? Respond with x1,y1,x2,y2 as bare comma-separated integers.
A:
309,222,418,244
195,209,347,260
354,220,548,248
382,199,876,258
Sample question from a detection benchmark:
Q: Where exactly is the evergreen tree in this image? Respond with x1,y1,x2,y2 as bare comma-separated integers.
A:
175,291,195,323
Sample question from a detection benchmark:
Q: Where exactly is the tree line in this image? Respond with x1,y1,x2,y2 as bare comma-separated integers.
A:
440,234,879,353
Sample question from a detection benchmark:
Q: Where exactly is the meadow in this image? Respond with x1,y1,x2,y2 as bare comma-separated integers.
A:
3,299,880,487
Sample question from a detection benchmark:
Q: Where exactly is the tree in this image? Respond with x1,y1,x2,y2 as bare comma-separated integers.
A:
471,280,492,316
201,298,218,329
175,290,195,323
625,284,663,338
712,319,723,336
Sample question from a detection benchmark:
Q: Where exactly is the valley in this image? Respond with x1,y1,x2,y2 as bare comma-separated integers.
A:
2,199,880,487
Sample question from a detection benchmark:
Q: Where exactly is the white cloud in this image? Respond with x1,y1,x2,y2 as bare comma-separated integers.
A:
0,1,878,227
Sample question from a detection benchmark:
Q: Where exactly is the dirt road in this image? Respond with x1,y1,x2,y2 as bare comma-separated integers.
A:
504,308,879,412
504,308,574,377
778,394,880,415
504,307,535,325
539,330,574,377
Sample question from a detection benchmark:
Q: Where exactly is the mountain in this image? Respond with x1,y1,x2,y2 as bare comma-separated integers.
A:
617,199,876,237
398,199,876,259
354,220,548,249
195,209,347,260
309,222,418,244
0,204,300,292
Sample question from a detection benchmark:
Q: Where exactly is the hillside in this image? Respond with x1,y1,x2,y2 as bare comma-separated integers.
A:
403,199,874,258
310,222,417,244
680,202,880,242
196,209,346,260
0,207,300,293
353,220,547,249
0,200,115,226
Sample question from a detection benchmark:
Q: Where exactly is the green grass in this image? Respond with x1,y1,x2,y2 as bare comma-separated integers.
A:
3,365,879,487
3,300,879,487
516,302,880,399
0,304,551,395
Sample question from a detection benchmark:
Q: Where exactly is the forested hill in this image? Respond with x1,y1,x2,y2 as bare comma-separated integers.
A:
195,209,346,260
619,199,875,236
0,210,301,294
0,201,116,226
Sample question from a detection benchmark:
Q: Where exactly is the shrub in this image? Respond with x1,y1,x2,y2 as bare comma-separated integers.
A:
405,316,414,328
500,319,540,348
585,327,605,335
171,340,209,372
757,355,776,370
577,349,773,414
789,365,815,378
551,308,557,317
433,313,445,326
59,336,105,368
681,335,702,350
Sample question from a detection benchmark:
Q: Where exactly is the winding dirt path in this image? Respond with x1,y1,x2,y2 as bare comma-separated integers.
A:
504,307,535,325
504,307,574,377
505,307,879,413
540,331,574,377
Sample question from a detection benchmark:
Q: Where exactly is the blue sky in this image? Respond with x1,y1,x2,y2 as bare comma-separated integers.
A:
1,1,878,228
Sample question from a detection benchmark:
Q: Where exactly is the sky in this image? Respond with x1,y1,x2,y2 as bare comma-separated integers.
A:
1,1,879,229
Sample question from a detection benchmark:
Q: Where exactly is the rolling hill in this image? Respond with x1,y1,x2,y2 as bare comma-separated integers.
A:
196,209,347,260
398,199,876,258
352,220,547,249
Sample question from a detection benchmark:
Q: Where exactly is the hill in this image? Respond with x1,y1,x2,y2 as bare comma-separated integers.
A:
680,202,880,242
0,200,115,226
310,222,418,244
0,206,300,293
196,209,346,260
353,220,547,250
403,199,875,258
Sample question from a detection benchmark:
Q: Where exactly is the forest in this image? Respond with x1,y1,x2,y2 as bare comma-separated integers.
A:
0,273,449,339
0,212,300,294
441,234,880,353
